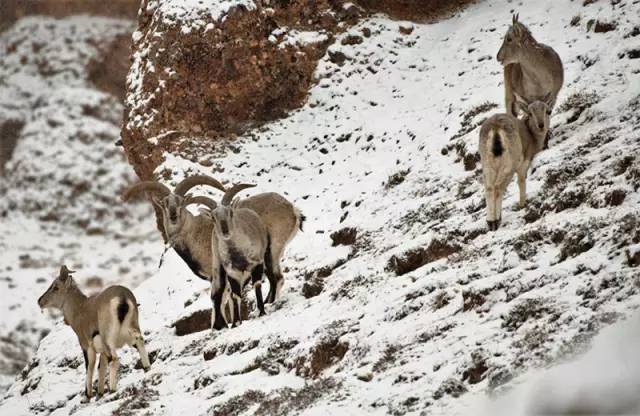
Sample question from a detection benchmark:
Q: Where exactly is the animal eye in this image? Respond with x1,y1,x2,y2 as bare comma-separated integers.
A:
52,286,58,292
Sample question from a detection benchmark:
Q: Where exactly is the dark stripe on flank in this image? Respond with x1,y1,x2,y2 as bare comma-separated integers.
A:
491,133,504,157
117,298,129,324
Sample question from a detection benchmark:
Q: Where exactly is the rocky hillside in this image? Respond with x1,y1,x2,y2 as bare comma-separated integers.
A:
2,0,639,415
0,15,161,392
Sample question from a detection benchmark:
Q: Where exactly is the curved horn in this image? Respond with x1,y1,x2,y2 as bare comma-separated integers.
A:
184,194,218,211
122,181,170,201
221,183,256,206
174,175,226,196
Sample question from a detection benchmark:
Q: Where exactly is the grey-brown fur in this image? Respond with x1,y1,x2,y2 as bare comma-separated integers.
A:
236,192,302,302
497,14,564,117
121,176,225,282
478,94,551,231
207,184,269,329
37,266,150,400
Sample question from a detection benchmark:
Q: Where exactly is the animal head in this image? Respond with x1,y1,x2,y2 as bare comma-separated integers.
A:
38,265,76,310
515,92,552,146
497,14,535,65
122,175,225,238
193,183,256,240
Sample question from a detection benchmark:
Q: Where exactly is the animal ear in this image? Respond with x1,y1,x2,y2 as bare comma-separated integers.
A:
513,92,528,106
544,93,554,111
513,93,530,116
59,265,74,281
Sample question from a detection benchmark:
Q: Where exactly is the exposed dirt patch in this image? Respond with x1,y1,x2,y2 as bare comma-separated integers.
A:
254,378,338,415
462,350,488,385
372,344,400,373
559,226,595,261
0,117,25,175
173,310,210,336
385,168,411,189
210,389,266,416
433,378,467,400
387,238,461,276
502,298,557,331
109,380,159,416
593,20,617,33
330,227,358,246
87,33,131,101
295,337,349,378
355,0,478,23
557,91,600,124
462,289,487,312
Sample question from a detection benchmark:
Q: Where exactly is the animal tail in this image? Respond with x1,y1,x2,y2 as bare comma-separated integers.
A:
117,297,129,324
491,130,504,157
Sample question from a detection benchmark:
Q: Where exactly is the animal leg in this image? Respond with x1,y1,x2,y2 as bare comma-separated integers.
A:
251,264,266,316
97,353,108,397
264,252,277,304
210,266,228,331
228,278,243,327
85,347,96,400
495,187,505,230
517,169,527,208
486,185,499,230
131,331,151,371
108,352,119,393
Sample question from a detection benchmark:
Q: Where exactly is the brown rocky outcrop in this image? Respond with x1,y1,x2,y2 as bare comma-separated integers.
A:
122,0,363,180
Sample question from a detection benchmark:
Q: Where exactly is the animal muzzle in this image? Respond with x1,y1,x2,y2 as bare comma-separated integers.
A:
169,210,178,223
496,48,505,64
220,221,229,237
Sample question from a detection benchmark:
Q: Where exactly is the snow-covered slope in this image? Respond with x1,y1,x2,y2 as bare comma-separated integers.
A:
2,0,639,414
0,17,161,392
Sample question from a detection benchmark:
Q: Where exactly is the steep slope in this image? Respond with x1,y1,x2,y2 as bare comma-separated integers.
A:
2,0,639,415
0,17,161,392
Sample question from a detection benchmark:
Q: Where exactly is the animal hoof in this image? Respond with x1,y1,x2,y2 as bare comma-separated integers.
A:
143,366,151,373
259,311,266,317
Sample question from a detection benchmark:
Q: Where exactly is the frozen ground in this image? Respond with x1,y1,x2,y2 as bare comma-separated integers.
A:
0,17,161,392
1,0,639,415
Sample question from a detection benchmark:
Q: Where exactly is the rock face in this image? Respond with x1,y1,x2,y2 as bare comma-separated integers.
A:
122,0,365,180
0,0,140,28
